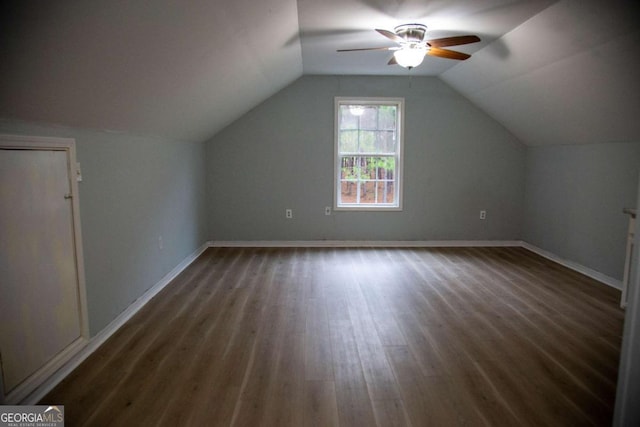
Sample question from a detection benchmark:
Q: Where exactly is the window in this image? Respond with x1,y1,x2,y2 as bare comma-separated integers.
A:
334,97,404,210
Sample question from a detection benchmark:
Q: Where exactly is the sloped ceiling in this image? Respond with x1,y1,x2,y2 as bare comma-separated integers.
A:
441,0,640,146
0,0,303,142
1,0,639,146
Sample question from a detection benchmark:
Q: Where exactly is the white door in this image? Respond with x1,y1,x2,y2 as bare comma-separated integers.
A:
0,138,87,400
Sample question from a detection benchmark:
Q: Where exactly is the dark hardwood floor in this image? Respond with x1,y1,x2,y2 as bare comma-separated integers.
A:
43,246,624,426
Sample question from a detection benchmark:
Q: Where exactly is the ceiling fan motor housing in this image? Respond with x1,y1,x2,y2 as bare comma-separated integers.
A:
394,24,427,43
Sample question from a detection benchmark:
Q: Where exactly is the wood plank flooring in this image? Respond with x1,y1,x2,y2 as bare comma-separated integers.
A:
42,247,624,426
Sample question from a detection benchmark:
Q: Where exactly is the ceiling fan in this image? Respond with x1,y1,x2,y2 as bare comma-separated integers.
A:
337,24,480,69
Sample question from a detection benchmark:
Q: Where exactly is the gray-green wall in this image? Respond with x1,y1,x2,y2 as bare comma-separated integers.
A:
205,75,526,241
4,76,638,340
523,142,640,281
0,120,208,335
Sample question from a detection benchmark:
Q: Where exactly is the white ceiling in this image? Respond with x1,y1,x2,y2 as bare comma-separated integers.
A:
0,0,302,142
297,0,556,76
441,0,640,146
1,0,639,145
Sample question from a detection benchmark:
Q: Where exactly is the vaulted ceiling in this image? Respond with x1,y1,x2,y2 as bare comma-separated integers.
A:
1,0,639,145
1,0,302,142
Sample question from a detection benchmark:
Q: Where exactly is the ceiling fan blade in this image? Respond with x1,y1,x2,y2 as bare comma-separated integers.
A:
388,56,397,65
337,46,394,52
427,35,480,48
427,47,471,60
376,29,404,43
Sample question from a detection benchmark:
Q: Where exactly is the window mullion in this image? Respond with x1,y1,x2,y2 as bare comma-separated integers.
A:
356,157,362,204
374,162,379,204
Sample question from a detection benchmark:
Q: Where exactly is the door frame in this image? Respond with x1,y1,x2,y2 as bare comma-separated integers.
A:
0,134,89,404
613,173,640,425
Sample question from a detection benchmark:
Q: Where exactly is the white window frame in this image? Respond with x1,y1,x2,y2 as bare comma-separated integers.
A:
334,97,404,211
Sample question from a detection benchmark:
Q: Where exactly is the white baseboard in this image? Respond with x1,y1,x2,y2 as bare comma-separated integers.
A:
520,241,622,290
208,240,522,248
21,242,209,405
4,336,88,405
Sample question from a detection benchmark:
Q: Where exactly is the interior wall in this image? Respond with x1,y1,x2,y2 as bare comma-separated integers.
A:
0,119,208,335
205,75,526,241
523,142,640,281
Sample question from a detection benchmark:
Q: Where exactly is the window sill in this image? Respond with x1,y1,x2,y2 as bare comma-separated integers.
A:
333,206,403,212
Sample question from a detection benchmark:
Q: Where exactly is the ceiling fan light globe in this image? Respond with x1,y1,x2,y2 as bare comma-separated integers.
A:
394,47,426,68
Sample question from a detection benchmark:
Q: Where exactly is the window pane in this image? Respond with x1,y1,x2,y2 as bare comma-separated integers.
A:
356,131,375,152
339,130,396,154
364,130,393,153
376,181,395,204
360,157,374,179
368,157,395,178
338,155,397,205
376,130,396,153
339,106,358,129
339,105,398,153
340,156,358,180
359,108,378,130
355,181,397,205
340,181,357,204
339,130,358,152
335,98,402,209
359,181,377,204
378,105,397,130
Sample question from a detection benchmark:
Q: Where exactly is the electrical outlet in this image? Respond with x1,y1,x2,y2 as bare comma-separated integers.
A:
479,210,487,220
158,236,164,249
325,206,331,216
286,209,293,219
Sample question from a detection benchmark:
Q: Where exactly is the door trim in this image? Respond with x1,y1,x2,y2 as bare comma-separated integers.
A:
0,134,89,404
